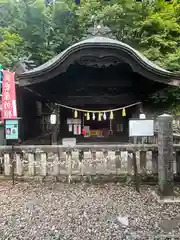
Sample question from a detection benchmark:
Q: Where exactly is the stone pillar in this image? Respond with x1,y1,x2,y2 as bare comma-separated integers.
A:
158,114,174,196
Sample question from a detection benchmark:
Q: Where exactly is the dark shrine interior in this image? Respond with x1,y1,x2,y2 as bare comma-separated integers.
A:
21,61,166,143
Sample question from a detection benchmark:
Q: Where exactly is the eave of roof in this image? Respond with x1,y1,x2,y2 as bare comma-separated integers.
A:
17,36,180,85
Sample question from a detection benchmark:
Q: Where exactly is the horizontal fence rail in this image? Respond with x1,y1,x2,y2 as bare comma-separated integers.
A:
0,144,179,181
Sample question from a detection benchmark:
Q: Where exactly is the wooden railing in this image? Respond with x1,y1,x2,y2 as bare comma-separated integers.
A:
0,144,179,182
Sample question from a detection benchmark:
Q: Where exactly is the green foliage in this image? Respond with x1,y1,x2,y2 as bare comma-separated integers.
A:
0,0,179,111
139,0,180,71
0,28,23,68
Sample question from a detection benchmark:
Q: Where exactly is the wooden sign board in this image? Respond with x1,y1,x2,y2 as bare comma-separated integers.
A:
89,129,103,137
129,119,154,137
62,138,76,147
67,118,81,125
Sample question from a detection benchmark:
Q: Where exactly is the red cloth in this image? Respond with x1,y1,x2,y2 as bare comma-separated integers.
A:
82,128,86,136
2,70,17,122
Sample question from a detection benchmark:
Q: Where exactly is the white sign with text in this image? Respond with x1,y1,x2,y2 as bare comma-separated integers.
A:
129,119,154,137
62,138,76,147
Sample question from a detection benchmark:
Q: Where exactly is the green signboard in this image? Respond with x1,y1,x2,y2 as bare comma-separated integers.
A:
5,119,19,140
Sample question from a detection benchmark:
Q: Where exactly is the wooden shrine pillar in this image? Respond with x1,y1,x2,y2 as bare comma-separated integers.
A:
16,86,25,141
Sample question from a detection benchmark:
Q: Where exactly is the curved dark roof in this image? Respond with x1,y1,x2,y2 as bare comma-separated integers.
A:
17,36,180,86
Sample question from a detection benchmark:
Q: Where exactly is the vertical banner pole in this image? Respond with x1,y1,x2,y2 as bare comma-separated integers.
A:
11,144,15,185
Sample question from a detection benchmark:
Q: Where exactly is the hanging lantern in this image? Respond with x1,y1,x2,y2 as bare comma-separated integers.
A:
122,108,126,117
92,113,95,120
103,112,107,120
110,111,114,120
98,112,102,121
50,112,57,124
74,110,78,118
86,112,90,120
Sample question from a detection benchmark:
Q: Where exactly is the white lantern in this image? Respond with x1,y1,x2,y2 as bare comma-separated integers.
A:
139,113,146,119
50,113,57,124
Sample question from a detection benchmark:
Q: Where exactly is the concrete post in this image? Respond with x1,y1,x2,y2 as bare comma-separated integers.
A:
158,114,174,196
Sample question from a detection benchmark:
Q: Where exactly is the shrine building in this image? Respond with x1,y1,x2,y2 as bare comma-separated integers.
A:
15,24,180,144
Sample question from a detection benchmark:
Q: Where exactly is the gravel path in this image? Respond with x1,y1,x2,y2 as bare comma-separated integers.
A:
0,182,180,240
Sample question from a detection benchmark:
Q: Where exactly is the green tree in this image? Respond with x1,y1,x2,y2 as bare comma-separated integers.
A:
137,0,180,112
0,0,81,65
0,28,23,68
138,0,180,71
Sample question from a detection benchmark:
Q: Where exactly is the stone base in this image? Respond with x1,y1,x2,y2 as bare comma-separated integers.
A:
151,190,180,203
0,174,128,184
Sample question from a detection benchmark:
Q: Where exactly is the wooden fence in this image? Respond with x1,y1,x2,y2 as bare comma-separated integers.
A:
0,144,179,181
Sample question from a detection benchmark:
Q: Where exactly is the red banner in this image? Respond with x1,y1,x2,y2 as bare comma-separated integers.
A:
1,70,17,122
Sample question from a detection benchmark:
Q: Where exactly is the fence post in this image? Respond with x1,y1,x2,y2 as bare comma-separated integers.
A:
158,114,174,196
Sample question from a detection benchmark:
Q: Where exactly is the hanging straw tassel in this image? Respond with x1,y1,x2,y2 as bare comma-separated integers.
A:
86,112,90,120
122,108,126,117
110,111,114,120
98,112,102,121
74,110,78,118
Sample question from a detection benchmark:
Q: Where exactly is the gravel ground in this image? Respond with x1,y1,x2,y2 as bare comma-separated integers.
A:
1,182,180,240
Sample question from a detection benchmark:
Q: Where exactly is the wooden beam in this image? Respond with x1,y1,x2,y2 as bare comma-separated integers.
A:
59,94,137,105
74,80,133,88
70,87,133,95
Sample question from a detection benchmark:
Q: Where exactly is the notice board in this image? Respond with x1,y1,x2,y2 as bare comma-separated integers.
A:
129,119,154,137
